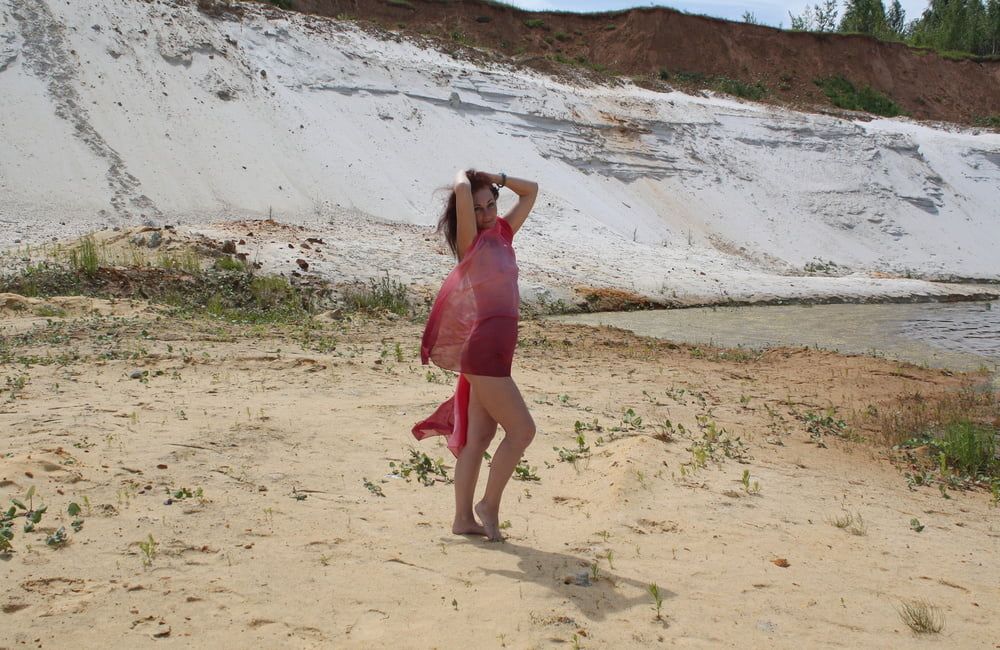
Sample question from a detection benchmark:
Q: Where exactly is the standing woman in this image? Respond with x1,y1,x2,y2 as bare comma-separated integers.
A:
412,169,539,541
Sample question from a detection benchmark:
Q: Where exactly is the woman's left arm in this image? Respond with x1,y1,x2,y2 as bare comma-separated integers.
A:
488,173,538,236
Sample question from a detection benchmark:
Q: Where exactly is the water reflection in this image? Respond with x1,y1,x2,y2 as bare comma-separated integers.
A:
550,300,1000,373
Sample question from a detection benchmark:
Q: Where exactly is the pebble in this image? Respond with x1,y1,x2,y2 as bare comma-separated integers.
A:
129,369,144,379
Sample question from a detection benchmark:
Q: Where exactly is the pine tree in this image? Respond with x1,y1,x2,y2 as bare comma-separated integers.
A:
887,0,906,34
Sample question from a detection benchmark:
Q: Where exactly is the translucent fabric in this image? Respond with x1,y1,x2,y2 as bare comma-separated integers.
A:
411,217,519,457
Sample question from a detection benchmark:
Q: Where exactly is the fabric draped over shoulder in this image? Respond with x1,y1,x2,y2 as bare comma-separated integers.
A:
411,218,519,457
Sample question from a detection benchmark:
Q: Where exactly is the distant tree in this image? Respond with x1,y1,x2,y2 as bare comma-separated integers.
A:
839,0,889,35
886,0,906,34
815,0,840,30
789,0,838,31
789,5,815,30
989,0,1000,53
742,10,760,24
910,0,994,54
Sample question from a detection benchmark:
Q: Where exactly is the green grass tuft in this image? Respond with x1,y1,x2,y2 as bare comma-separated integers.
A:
814,76,903,117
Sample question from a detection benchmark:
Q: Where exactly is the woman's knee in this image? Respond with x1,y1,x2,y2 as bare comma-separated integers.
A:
508,417,535,448
466,427,497,452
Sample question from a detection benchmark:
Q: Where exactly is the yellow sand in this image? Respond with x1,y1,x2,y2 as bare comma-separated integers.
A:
1,300,997,648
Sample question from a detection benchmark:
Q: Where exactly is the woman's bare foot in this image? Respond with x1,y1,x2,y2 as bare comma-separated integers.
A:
452,517,488,537
474,500,503,542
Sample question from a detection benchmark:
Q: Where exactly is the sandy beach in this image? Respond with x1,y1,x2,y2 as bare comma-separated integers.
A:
2,294,997,648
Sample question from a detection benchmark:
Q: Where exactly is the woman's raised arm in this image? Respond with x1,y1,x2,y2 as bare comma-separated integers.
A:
489,173,537,236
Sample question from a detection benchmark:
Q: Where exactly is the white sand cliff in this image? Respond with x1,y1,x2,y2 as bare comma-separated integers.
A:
1,0,998,308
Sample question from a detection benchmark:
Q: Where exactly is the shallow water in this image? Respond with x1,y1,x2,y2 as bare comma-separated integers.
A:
550,300,1000,373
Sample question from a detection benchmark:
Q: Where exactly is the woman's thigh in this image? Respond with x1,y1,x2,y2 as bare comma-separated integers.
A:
464,375,534,436
467,383,498,448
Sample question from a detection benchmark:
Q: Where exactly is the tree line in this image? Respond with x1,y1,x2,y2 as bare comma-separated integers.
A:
774,0,1000,56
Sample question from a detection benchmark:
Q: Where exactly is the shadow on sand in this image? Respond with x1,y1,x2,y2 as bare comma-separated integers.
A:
471,540,676,623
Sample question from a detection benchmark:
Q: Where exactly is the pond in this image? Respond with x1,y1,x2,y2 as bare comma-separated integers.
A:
549,300,1000,374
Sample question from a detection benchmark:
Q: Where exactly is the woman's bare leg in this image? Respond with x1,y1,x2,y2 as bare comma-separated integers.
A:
452,382,497,536
464,374,535,541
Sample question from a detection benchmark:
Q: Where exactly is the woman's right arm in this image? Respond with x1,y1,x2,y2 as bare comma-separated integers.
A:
454,169,476,261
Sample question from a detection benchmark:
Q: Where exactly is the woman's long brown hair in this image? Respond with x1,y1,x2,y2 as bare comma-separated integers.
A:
437,170,499,259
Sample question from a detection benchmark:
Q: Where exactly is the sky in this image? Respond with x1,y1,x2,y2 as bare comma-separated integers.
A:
506,0,930,30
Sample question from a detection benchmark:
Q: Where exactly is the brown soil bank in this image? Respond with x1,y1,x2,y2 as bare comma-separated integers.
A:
281,0,1000,125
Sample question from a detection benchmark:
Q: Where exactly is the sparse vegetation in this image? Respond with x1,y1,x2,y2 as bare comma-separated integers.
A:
554,433,591,464
798,408,851,446
814,76,903,117
138,534,158,567
363,478,386,497
740,469,761,494
0,249,320,324
513,459,541,481
648,583,664,620
389,449,451,486
897,598,944,634
829,510,867,535
341,272,410,316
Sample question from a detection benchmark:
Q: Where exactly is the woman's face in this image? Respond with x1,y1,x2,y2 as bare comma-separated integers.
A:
472,186,498,230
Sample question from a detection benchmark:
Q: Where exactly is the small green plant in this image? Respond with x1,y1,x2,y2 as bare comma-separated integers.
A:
389,449,451,486
589,561,601,581
741,469,761,495
0,523,12,553
387,0,415,8
938,421,996,477
363,478,385,497
68,502,84,532
909,517,924,532
69,235,101,276
46,526,68,548
214,256,245,272
513,459,540,482
4,374,29,401
168,486,203,501
394,342,404,363
648,583,664,620
525,18,545,28
499,520,512,530
897,598,944,634
138,534,157,567
554,433,591,463
798,408,850,446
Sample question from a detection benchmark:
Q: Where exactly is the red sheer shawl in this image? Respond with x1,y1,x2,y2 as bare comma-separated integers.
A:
411,218,519,457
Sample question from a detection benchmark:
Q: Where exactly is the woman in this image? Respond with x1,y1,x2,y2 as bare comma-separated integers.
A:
412,169,539,542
